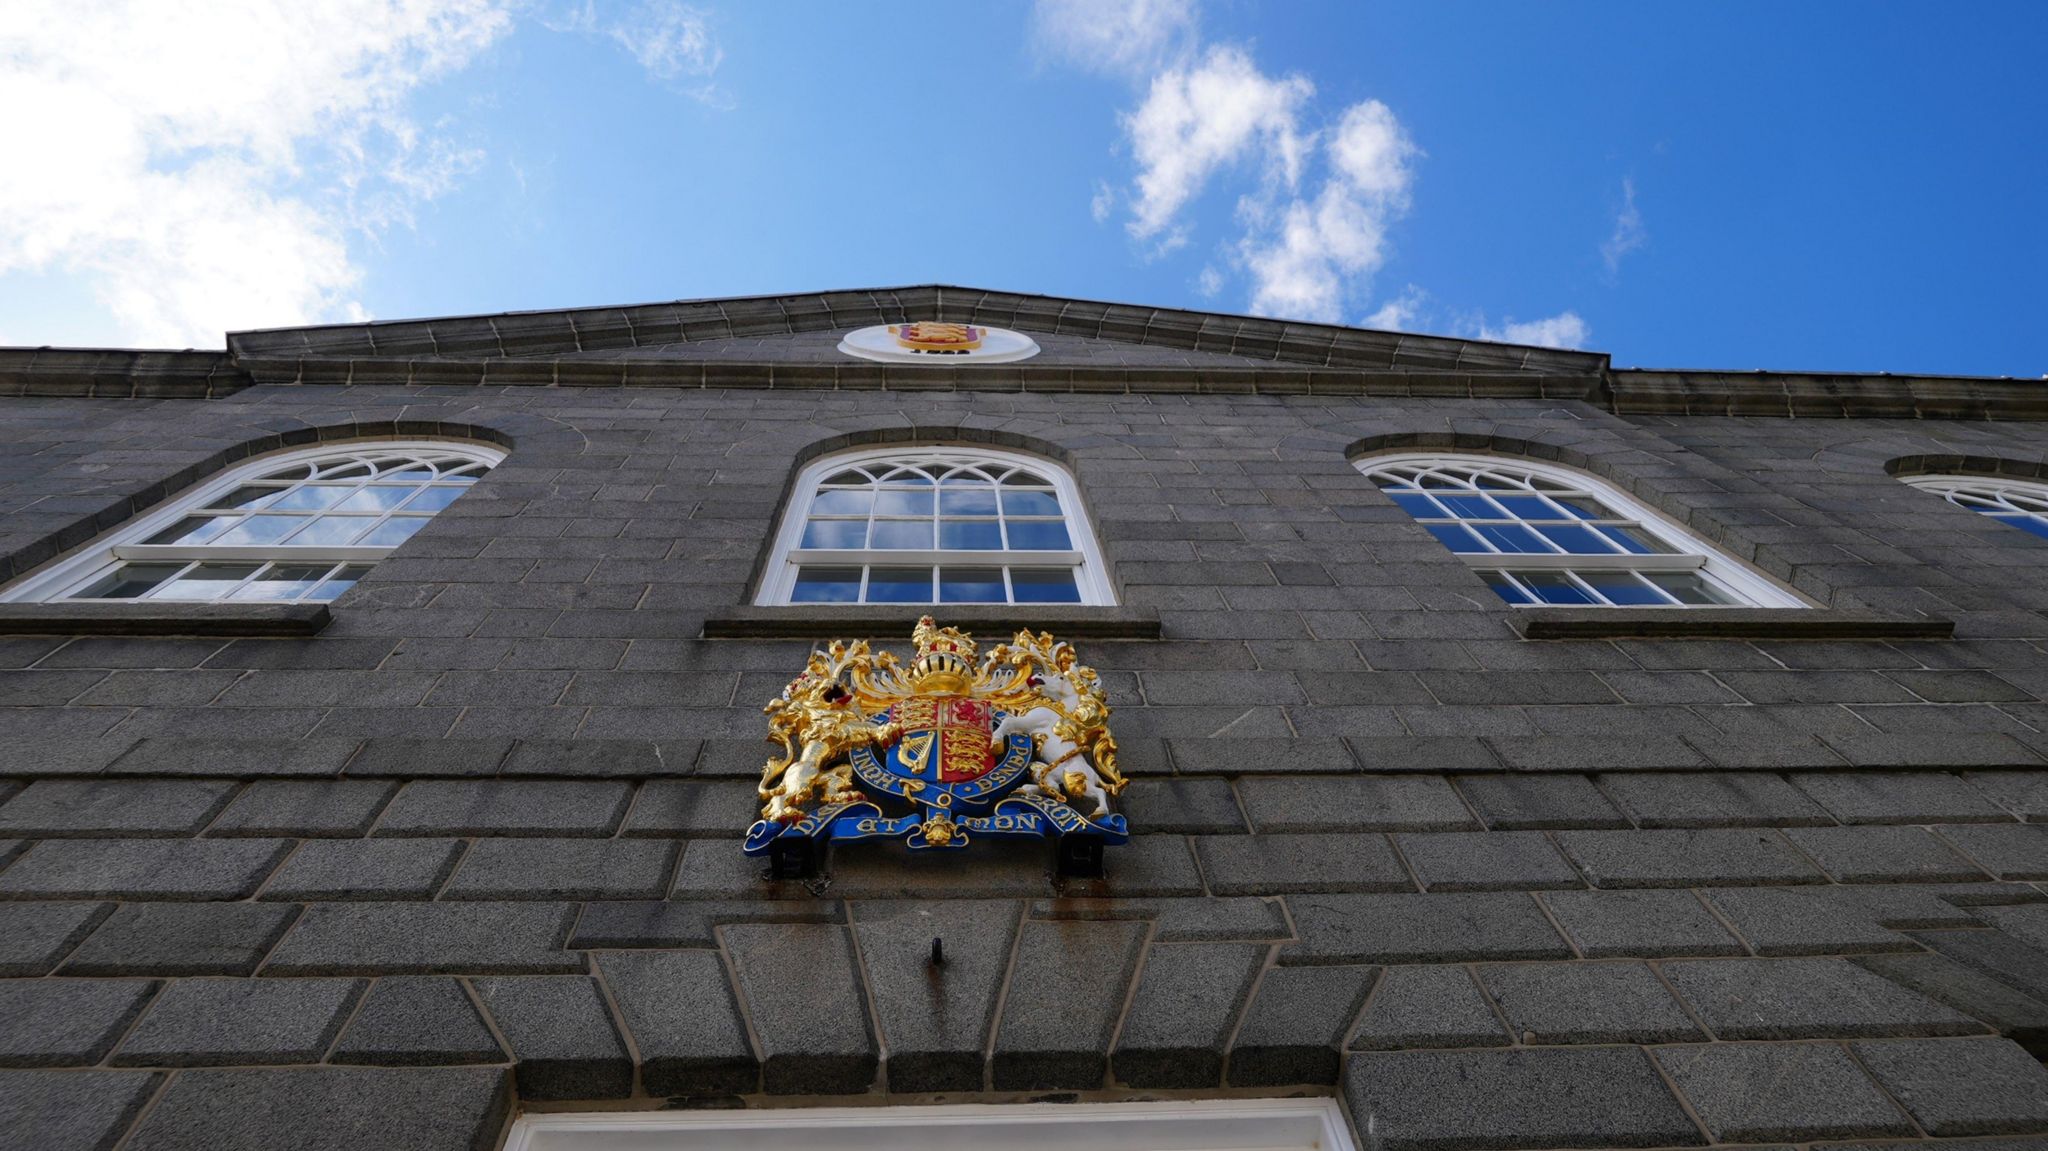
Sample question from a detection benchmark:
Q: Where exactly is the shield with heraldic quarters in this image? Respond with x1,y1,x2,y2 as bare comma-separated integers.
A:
743,616,1129,879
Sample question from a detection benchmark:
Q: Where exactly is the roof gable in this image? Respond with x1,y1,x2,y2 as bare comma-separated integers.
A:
224,284,1610,375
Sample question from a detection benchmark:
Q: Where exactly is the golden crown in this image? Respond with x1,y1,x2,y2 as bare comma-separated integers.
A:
909,615,977,690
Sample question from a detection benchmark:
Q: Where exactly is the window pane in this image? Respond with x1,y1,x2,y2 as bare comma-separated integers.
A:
1010,569,1081,603
938,487,999,515
1437,494,1507,519
1577,570,1670,606
1994,514,2048,540
316,462,372,480
1424,522,1485,552
72,563,184,599
1493,495,1563,520
874,489,934,516
790,566,862,603
145,516,231,545
822,470,867,486
228,564,333,602
306,564,373,602
1001,489,1061,516
283,517,372,546
205,485,283,510
1597,525,1674,555
1535,524,1619,554
269,485,353,511
869,520,934,549
1645,571,1737,605
864,567,932,603
211,515,302,545
1386,491,1444,517
1471,523,1549,554
811,489,872,515
356,518,428,547
1005,520,1072,550
153,563,262,600
939,567,1006,603
800,520,868,549
1479,570,1533,605
939,520,1002,550
334,486,418,513
1555,496,1612,520
1514,571,1597,605
400,486,466,512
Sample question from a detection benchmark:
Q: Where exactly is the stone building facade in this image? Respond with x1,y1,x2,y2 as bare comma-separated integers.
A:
1,287,2046,1150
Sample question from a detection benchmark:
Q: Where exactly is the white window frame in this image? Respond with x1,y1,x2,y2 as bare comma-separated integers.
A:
1356,451,1807,608
1903,473,2048,537
506,1098,1356,1151
756,445,1116,607
0,439,506,605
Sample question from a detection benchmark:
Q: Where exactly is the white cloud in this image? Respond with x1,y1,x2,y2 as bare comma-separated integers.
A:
0,0,511,347
1600,177,1645,276
1363,284,1427,330
1065,13,1412,322
1031,0,1196,78
1239,98,1415,321
1090,180,1116,223
1478,311,1591,349
1122,45,1313,250
609,0,727,105
1196,265,1223,297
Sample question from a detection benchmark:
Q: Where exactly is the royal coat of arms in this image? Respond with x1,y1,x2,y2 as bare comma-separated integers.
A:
889,322,983,353
744,616,1129,877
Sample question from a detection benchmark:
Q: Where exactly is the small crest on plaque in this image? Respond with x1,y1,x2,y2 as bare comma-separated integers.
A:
746,616,1128,877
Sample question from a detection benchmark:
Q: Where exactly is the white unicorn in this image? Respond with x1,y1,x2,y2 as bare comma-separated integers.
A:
988,635,1126,819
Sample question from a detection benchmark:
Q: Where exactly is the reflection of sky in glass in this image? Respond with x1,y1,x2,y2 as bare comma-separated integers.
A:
358,518,427,547
228,565,329,601
1011,569,1080,603
874,490,933,516
869,521,933,549
864,568,929,603
1000,490,1060,516
940,521,1002,549
334,486,415,513
269,486,351,511
213,516,300,545
155,564,261,600
281,518,369,546
1005,521,1071,550
812,490,871,515
939,568,1005,602
791,567,860,603
939,488,997,515
801,520,866,549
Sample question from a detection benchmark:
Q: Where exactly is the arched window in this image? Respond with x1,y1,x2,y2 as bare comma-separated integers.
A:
1902,474,2048,540
1,440,504,604
1356,453,1803,608
757,446,1113,606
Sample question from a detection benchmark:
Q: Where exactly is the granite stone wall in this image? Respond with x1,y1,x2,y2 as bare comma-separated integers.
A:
2,383,2047,1150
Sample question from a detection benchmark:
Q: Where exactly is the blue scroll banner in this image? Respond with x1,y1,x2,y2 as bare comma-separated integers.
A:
743,726,1130,857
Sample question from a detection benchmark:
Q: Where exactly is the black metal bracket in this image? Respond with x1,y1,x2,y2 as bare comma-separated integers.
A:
766,836,822,880
1054,836,1106,879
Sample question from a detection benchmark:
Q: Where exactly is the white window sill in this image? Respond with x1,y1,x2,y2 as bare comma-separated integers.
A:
507,1098,1355,1151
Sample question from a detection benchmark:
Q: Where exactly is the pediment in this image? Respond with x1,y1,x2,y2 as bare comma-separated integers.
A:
224,285,1608,376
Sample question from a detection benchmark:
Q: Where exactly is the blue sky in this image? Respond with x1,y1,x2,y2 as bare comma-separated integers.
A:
2,1,2043,376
